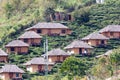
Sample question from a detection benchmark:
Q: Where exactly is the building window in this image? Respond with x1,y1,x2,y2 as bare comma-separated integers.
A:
16,73,19,77
101,40,105,44
110,32,113,36
24,39,28,43
10,47,15,51
61,30,66,34
37,29,42,33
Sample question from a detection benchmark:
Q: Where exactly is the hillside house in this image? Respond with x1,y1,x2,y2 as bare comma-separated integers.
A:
0,49,8,63
5,40,29,54
64,40,93,55
48,12,74,21
82,32,109,46
24,57,54,73
99,25,120,39
26,22,72,36
41,48,70,63
0,64,25,80
18,31,42,46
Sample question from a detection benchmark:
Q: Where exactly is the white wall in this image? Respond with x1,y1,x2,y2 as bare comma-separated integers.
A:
96,0,104,4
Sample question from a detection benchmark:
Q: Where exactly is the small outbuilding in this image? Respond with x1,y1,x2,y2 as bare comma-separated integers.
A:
64,40,93,55
5,40,29,54
0,64,25,80
82,32,109,46
42,48,70,63
26,22,72,36
99,25,120,39
18,31,42,46
0,49,8,63
24,57,54,73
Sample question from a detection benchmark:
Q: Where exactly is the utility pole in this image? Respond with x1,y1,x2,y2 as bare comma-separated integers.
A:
44,37,48,80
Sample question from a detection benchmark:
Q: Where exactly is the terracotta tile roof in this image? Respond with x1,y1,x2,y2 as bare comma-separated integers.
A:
26,22,69,30
99,25,120,33
24,57,54,65
64,40,93,49
42,48,71,56
5,40,29,47
82,32,109,40
0,49,8,56
18,31,42,39
0,64,25,73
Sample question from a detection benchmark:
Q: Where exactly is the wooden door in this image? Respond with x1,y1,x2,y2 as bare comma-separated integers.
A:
79,48,82,54
38,65,42,72
9,73,14,78
101,40,105,45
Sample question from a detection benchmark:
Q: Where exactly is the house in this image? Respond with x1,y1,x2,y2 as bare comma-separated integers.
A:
0,49,8,63
18,31,42,46
26,22,72,36
64,40,93,55
0,64,25,80
41,48,71,63
99,25,120,39
95,50,113,58
5,40,29,54
96,0,104,4
82,32,109,46
49,12,74,21
23,57,54,73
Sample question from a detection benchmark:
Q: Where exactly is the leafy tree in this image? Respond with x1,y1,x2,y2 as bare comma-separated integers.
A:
44,8,55,22
110,49,120,75
73,7,90,24
4,2,13,19
60,57,88,80
91,57,112,80
53,73,61,80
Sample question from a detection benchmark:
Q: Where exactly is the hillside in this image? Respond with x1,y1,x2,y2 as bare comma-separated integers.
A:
0,0,120,80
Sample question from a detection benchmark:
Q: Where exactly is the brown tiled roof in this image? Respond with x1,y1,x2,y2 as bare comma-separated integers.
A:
0,64,25,73
99,25,120,33
82,32,109,40
26,22,69,30
5,40,29,47
0,49,8,56
18,31,42,39
24,57,54,65
42,48,70,56
64,40,93,49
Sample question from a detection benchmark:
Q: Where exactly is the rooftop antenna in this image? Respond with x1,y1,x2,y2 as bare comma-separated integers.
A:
44,37,48,80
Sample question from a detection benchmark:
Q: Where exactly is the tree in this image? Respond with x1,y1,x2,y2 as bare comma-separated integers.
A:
4,2,13,19
91,57,112,80
53,73,61,80
60,57,88,80
73,7,90,24
109,49,120,76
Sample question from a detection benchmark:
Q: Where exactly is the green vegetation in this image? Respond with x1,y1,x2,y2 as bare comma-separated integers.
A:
91,48,120,80
0,0,120,80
